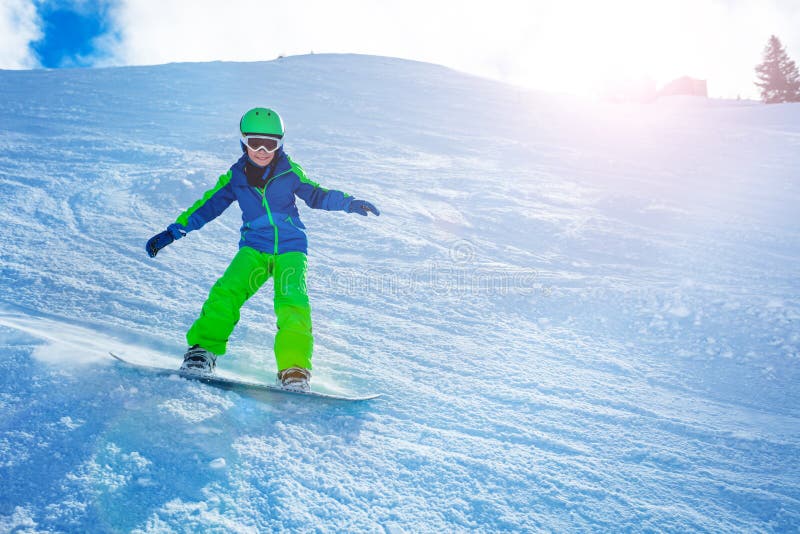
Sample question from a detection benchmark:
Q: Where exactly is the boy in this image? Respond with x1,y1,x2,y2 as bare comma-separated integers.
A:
145,107,379,392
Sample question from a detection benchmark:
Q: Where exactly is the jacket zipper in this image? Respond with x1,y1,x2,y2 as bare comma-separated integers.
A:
255,169,293,255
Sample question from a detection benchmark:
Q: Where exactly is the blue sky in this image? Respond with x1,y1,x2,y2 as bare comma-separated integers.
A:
2,0,800,99
30,1,113,68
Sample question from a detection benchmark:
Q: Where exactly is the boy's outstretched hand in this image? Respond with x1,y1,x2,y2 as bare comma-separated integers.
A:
346,199,380,217
146,223,187,257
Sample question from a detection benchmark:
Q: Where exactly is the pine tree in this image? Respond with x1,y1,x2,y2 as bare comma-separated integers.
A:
755,35,800,103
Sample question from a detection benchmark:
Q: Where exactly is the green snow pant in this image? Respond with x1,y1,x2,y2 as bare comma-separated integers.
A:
186,247,313,370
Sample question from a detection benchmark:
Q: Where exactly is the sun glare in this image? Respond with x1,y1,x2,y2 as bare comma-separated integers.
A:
509,0,727,98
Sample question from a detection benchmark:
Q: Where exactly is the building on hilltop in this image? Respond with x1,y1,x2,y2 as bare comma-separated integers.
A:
659,76,708,97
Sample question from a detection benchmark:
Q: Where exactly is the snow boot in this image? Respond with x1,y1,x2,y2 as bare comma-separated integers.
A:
277,367,311,392
180,345,217,374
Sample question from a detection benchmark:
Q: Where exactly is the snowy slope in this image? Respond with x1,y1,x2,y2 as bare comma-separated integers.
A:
1,54,799,532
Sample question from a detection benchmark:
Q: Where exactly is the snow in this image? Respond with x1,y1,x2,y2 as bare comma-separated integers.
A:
1,53,799,531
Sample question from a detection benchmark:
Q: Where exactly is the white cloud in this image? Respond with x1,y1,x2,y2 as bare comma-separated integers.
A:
0,0,41,69
81,0,800,98
97,0,515,66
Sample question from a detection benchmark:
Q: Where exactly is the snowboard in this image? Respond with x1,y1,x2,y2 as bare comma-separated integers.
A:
109,352,381,401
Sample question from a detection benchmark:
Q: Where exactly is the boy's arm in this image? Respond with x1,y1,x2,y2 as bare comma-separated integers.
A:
146,171,236,258
175,170,236,232
290,159,353,211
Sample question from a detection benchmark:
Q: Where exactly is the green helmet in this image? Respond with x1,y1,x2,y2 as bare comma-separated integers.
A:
239,107,284,138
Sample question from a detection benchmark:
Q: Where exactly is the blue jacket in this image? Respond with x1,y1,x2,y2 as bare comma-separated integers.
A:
175,149,351,255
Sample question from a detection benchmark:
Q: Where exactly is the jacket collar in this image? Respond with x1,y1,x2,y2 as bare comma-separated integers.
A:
233,148,291,180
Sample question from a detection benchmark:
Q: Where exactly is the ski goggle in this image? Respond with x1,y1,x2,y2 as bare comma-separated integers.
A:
241,134,283,153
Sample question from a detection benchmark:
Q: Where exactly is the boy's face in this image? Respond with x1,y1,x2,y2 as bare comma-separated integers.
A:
247,146,275,167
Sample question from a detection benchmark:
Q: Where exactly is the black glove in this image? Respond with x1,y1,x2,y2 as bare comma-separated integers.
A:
346,199,380,216
146,224,187,258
